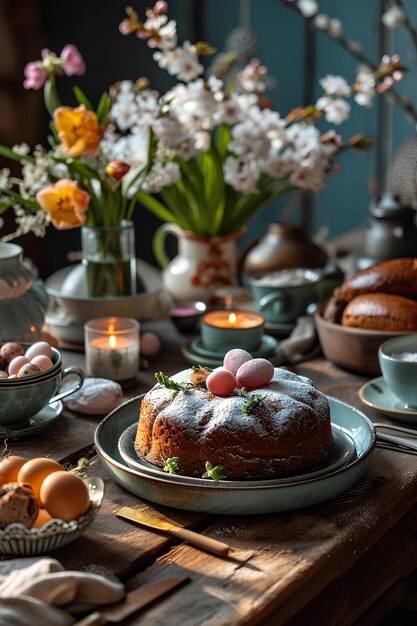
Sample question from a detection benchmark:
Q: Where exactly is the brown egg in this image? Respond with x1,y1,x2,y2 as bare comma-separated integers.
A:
0,455,27,484
32,508,54,528
0,342,24,363
40,471,90,521
17,458,63,502
17,363,42,378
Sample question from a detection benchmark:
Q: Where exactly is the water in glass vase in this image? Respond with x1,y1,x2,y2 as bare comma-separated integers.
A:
81,222,137,297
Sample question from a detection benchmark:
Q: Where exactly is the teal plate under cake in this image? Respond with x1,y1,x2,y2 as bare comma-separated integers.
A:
94,395,376,514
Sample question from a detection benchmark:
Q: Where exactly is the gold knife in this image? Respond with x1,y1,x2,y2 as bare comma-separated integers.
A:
74,576,189,625
115,506,231,556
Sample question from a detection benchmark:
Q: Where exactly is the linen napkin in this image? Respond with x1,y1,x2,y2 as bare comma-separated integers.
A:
274,314,320,365
0,557,124,626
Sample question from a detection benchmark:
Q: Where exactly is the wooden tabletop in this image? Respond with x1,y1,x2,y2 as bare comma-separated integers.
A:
4,320,417,626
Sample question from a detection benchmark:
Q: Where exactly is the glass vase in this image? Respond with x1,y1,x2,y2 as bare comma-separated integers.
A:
81,221,137,297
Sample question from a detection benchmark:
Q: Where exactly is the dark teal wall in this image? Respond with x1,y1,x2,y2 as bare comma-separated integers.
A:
203,0,417,240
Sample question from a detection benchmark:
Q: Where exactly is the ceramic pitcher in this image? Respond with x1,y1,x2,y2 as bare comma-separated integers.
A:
0,242,49,342
153,224,242,302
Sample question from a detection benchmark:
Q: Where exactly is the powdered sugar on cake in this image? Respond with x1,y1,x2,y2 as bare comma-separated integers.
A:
135,366,334,480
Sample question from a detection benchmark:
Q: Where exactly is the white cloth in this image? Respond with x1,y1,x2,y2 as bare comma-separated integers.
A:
63,378,123,415
0,557,125,626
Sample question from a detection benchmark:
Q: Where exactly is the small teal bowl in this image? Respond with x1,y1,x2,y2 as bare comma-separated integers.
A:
200,310,264,352
378,334,417,408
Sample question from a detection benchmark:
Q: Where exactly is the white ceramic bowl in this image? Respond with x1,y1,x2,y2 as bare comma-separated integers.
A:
0,476,103,555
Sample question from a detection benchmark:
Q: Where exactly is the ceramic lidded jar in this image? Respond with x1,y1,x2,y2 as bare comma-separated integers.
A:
0,242,48,342
356,193,417,270
243,223,328,279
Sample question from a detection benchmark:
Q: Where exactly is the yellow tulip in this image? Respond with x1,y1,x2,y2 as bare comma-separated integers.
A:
36,179,90,229
54,105,103,156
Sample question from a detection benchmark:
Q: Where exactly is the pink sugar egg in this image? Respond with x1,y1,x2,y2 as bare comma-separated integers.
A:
31,355,54,372
236,358,274,390
8,355,30,376
206,368,237,397
0,371,8,379
17,363,42,378
140,332,161,357
25,341,53,361
0,342,24,363
223,349,253,375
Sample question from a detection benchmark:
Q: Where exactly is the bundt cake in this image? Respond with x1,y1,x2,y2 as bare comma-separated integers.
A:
134,366,334,480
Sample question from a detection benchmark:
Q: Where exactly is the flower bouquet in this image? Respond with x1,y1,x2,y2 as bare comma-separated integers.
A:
0,1,403,299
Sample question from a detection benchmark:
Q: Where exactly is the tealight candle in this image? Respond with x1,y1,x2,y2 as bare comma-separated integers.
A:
84,317,139,382
201,310,264,352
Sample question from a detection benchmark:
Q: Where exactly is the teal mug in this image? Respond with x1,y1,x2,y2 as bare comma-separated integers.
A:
249,269,321,324
378,334,417,408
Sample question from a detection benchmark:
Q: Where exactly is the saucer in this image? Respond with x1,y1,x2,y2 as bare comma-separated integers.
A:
181,334,280,367
358,377,417,422
0,401,63,439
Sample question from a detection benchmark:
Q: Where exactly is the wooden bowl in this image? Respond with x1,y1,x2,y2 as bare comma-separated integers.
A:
314,311,410,376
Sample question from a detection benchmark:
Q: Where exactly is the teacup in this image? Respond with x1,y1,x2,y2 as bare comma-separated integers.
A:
0,345,84,426
249,269,321,324
378,334,417,408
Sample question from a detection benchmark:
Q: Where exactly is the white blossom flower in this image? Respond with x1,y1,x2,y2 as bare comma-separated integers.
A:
319,74,351,97
316,96,351,124
223,157,260,194
12,143,30,156
0,168,11,191
382,6,406,28
110,92,139,131
328,18,343,38
154,41,203,81
143,161,180,192
313,13,330,30
354,70,376,107
298,0,318,18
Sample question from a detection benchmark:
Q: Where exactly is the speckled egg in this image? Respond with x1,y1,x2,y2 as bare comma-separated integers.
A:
17,363,42,378
0,342,24,364
8,355,30,376
30,355,54,372
25,341,53,361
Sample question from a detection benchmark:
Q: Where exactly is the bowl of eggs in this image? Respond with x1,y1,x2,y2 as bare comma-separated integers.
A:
0,341,84,426
0,454,103,555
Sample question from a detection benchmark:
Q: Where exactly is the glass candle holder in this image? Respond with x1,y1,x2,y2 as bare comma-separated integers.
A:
84,317,140,381
201,310,264,352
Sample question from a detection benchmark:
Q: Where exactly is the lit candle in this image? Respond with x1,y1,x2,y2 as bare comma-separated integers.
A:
201,310,264,352
84,317,139,381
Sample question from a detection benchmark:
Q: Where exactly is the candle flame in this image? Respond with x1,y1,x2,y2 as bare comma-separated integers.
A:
30,325,36,333
228,312,237,326
109,335,117,348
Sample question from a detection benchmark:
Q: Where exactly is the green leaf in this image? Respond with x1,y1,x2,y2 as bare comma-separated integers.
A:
0,145,35,164
96,92,111,125
163,457,180,474
202,461,225,481
44,78,62,116
131,188,177,223
2,189,40,210
73,86,94,111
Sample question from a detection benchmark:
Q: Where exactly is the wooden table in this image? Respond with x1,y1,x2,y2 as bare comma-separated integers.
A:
4,320,417,626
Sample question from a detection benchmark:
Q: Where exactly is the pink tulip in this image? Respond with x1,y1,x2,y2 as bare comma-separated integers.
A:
60,44,86,76
23,62,48,90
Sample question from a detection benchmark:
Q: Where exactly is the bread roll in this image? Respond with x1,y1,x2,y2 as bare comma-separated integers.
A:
338,258,417,303
323,258,417,324
341,293,417,331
